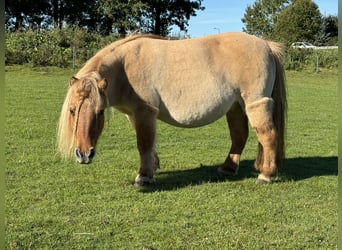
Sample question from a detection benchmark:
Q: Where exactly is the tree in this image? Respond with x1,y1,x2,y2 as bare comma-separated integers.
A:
241,0,290,39
141,0,205,36
95,0,148,36
316,15,338,45
5,0,51,31
274,0,322,45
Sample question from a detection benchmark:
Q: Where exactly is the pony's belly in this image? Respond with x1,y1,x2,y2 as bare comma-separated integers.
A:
157,98,235,128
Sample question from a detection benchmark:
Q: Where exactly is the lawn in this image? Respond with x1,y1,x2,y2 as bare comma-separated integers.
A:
5,66,337,249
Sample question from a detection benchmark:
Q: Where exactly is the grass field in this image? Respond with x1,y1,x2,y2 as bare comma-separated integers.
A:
5,66,337,249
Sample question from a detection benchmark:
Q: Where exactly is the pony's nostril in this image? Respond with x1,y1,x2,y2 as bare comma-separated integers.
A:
88,147,95,159
74,148,84,163
75,148,81,157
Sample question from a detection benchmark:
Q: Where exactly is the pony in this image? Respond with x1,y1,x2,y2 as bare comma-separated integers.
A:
57,32,286,186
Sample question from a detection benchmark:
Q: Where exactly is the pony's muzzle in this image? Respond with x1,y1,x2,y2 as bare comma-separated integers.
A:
74,147,95,164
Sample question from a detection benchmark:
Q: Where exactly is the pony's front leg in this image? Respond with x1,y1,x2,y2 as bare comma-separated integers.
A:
133,105,159,186
126,114,160,173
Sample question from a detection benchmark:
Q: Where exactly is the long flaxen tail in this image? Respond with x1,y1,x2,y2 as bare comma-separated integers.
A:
255,41,287,171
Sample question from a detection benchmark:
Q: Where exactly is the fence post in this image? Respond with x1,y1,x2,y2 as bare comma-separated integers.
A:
315,52,319,73
73,45,76,72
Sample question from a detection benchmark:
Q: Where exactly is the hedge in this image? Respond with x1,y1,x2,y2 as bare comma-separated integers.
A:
285,47,338,71
5,28,118,68
5,29,338,71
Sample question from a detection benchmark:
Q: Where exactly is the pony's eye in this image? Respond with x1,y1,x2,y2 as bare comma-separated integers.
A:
99,109,104,115
70,108,76,116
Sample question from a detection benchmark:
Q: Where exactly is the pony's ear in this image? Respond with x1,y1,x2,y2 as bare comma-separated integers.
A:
97,78,108,92
69,76,79,86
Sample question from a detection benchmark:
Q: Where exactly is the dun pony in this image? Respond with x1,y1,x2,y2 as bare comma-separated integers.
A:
57,32,286,185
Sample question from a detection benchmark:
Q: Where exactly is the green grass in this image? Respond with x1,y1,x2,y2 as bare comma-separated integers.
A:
5,66,337,249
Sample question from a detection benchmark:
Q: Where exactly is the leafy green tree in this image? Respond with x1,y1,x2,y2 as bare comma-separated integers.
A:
5,0,51,31
241,0,290,39
274,0,322,45
316,15,338,45
142,0,204,36
95,0,148,36
62,0,99,30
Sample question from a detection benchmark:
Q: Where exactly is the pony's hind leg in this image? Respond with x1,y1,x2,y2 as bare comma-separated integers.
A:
246,97,278,184
218,102,248,176
130,105,159,186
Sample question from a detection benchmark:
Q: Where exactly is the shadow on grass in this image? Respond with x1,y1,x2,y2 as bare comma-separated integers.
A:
138,156,337,192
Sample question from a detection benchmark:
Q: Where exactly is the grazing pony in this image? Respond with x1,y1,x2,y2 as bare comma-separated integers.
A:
57,32,286,185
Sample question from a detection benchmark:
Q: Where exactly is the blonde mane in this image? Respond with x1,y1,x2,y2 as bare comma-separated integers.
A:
57,88,75,158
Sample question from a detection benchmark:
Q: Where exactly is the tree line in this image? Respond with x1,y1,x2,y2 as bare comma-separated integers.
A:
5,0,204,36
6,0,337,45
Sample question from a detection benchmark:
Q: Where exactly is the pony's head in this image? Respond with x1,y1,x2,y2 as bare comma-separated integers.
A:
57,75,108,164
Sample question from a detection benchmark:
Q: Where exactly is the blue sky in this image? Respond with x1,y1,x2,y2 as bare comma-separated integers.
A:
172,0,338,37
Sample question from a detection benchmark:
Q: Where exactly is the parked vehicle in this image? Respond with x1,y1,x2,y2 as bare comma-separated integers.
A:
291,42,338,50
291,42,316,49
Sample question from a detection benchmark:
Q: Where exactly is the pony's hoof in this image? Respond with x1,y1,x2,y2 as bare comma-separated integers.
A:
256,174,271,184
217,165,238,176
134,174,155,187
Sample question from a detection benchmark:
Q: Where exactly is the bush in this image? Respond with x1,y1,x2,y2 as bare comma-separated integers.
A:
5,28,119,68
316,49,338,69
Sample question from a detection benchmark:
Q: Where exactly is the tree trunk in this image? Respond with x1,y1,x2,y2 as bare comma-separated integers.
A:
153,1,161,35
14,14,22,31
52,0,59,28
